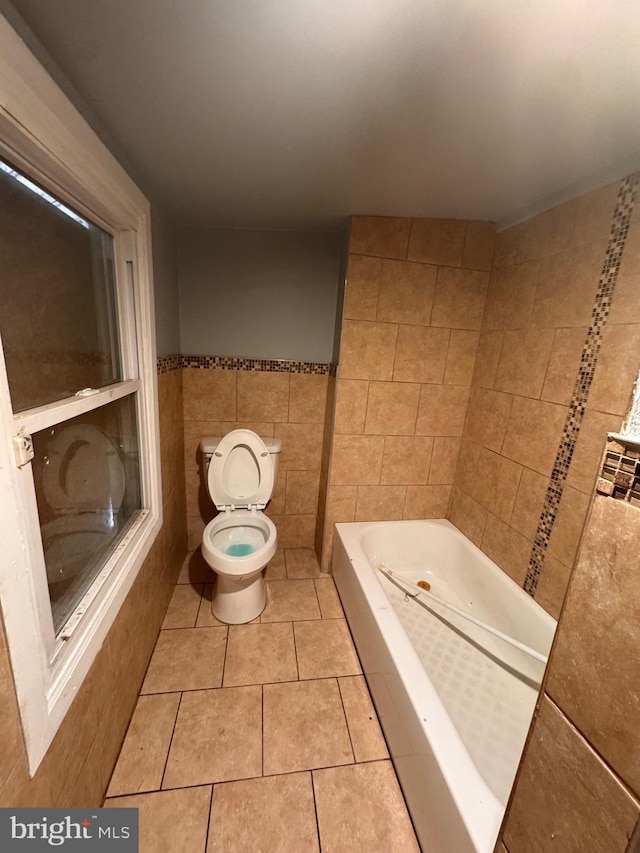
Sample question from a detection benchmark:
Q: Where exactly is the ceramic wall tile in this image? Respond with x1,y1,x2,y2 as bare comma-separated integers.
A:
461,221,495,271
343,254,381,320
364,381,421,435
430,268,490,330
407,218,467,266
350,216,411,260
546,497,640,797
380,435,434,485
392,325,449,384
376,259,436,326
504,696,639,853
415,384,469,436
339,319,398,381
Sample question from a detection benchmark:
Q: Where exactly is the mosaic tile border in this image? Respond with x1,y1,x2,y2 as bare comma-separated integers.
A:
157,354,337,376
524,173,639,595
156,354,182,374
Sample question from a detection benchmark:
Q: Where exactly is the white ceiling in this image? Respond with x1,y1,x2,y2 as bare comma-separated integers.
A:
8,0,640,231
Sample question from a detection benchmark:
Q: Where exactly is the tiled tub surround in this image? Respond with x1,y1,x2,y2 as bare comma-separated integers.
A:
451,177,640,618
104,548,420,852
322,214,495,568
499,493,640,853
523,174,639,596
0,367,187,808
181,358,334,557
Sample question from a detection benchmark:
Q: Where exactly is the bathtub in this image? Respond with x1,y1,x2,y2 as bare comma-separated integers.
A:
331,519,556,853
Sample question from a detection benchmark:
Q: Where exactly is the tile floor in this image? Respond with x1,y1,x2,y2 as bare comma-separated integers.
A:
104,548,420,852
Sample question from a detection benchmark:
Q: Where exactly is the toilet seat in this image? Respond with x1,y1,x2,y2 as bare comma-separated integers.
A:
207,428,274,510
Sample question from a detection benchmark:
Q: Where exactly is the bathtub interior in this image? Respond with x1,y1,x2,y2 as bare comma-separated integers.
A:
361,520,555,664
378,570,541,805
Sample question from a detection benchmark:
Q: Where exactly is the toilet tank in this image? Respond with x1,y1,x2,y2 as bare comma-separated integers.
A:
200,435,282,482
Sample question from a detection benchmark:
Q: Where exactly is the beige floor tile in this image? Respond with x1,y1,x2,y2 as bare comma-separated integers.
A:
162,583,204,629
314,578,344,618
264,549,286,580
313,761,420,852
263,679,353,774
261,580,321,622
223,622,298,686
105,786,211,853
294,620,361,680
177,550,215,584
285,548,321,578
163,686,262,788
106,693,180,797
338,676,389,763
196,584,229,627
207,773,319,852
141,628,227,694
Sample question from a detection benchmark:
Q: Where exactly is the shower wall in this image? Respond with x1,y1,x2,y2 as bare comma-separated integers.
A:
451,179,640,618
321,214,494,567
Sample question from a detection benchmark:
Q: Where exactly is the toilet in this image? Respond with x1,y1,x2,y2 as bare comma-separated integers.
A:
200,429,281,624
40,423,125,587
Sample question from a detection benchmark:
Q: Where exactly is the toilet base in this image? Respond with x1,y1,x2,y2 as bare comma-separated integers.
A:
212,570,266,624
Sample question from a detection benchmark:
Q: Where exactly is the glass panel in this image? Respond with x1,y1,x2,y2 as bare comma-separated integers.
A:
31,395,141,634
0,158,121,412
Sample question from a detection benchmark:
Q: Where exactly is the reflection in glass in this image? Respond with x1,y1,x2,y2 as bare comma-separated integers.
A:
0,157,121,412
31,395,141,633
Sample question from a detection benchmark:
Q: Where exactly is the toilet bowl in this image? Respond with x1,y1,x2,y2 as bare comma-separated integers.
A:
200,429,281,624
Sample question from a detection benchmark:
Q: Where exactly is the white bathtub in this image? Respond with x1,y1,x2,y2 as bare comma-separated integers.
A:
331,519,556,853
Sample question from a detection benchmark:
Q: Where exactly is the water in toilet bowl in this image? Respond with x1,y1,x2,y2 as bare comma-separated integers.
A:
211,523,267,557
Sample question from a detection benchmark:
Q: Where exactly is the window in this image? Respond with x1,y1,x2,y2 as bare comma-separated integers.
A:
0,14,161,773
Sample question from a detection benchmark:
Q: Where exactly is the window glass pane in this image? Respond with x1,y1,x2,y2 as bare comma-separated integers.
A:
31,395,141,634
0,158,121,413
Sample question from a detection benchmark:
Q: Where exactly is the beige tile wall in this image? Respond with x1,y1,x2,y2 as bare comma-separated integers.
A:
0,367,187,807
451,181,640,618
321,215,494,568
182,367,329,553
501,495,640,852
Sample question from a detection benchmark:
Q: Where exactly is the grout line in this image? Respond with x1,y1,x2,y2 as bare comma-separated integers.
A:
203,784,214,853
310,578,323,619
159,691,184,791
543,693,640,807
336,677,357,763
290,620,301,680
104,781,217,801
260,685,264,778
310,770,323,852
220,621,231,688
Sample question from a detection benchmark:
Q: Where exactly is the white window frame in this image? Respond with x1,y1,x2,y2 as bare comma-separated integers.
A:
0,13,162,773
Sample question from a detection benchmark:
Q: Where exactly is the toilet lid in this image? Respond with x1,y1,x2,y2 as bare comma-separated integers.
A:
207,429,274,510
41,423,126,513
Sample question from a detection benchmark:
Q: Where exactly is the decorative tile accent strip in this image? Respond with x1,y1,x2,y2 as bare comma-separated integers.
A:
596,434,640,507
157,354,336,375
157,354,182,374
524,173,639,595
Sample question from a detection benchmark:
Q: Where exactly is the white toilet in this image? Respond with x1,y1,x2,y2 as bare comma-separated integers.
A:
200,429,281,624
40,424,125,587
